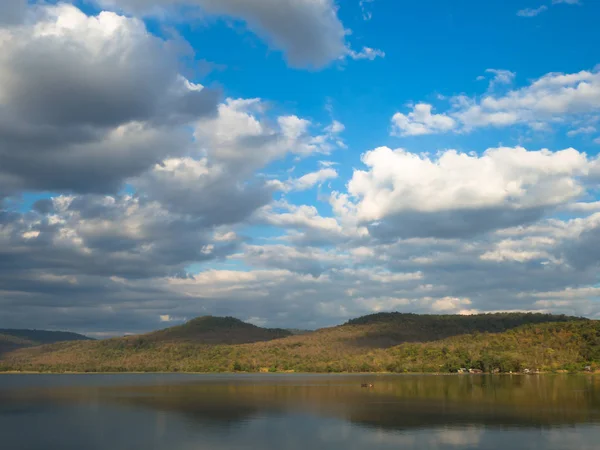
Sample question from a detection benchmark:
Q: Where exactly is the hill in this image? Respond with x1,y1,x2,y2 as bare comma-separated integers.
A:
0,329,92,355
0,313,597,374
137,316,292,345
0,334,36,355
338,312,580,347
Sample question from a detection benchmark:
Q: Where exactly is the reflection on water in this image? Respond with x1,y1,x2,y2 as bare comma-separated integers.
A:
1,374,599,449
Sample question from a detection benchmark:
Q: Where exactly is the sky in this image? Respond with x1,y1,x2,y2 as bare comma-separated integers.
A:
1,0,600,337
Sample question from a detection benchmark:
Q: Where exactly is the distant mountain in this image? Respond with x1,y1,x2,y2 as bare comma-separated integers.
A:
1,313,597,374
137,316,292,345
0,329,92,355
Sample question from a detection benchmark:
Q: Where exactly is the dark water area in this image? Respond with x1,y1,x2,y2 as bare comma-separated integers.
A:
1,373,599,449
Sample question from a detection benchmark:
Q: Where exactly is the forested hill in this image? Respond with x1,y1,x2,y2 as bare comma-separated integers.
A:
340,312,581,347
1,312,597,373
0,329,92,354
137,316,292,344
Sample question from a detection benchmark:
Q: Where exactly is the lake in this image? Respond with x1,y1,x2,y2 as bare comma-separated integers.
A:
1,373,599,449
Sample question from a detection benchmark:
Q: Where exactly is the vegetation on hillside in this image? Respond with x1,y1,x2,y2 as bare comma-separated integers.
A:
138,316,292,344
0,329,91,355
0,334,36,355
341,312,580,347
0,313,597,374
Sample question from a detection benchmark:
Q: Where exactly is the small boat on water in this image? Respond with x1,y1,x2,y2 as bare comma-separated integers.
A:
360,383,374,388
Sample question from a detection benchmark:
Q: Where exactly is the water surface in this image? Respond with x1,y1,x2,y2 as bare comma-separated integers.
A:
1,373,599,449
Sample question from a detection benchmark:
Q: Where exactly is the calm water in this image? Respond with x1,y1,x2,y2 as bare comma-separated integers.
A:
1,374,599,450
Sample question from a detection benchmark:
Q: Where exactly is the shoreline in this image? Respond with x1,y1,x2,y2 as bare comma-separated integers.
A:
1,370,598,375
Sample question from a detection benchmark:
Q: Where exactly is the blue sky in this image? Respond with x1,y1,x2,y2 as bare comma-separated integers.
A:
1,0,600,335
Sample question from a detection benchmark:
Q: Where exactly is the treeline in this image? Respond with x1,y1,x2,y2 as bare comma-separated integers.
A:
0,329,91,355
1,319,598,374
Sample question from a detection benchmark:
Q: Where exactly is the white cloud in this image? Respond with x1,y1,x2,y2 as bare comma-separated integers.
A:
0,3,218,196
237,244,346,276
430,297,472,313
258,202,344,236
133,99,346,222
391,67,600,136
565,201,600,213
517,0,580,18
214,231,238,242
480,237,556,263
530,286,600,300
98,0,348,68
7,192,600,331
391,103,457,136
326,120,345,134
5,1,600,335
359,0,375,20
284,168,338,192
567,126,597,136
337,146,588,224
193,98,345,172
484,69,516,89
319,160,338,168
135,157,275,225
347,46,385,61
517,6,548,17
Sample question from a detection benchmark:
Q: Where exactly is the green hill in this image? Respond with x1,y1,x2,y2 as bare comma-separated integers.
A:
137,316,292,344
340,312,579,347
0,313,597,374
0,329,92,355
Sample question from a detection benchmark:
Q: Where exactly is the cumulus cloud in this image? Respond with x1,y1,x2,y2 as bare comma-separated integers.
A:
391,104,457,136
0,3,219,196
561,213,600,270
257,201,346,242
237,244,345,276
332,146,590,238
193,99,344,172
134,157,275,225
480,237,557,263
0,0,27,25
391,67,600,136
3,2,600,335
458,69,600,129
0,194,238,279
98,0,348,68
4,193,600,332
0,2,361,333
129,98,345,222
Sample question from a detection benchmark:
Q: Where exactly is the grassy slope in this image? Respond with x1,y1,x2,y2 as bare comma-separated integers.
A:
2,313,597,373
0,334,36,355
